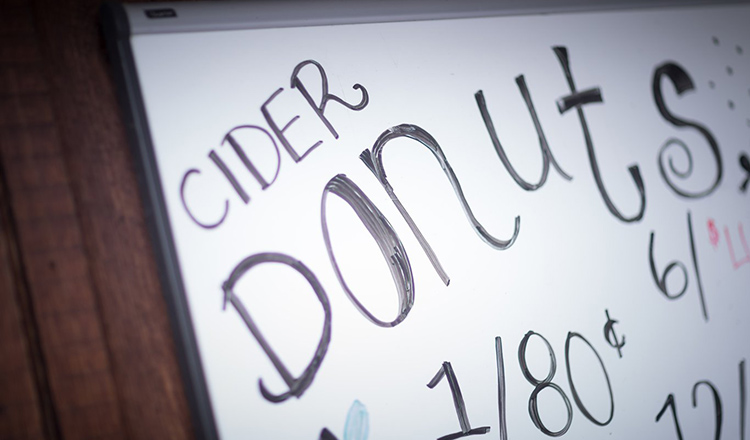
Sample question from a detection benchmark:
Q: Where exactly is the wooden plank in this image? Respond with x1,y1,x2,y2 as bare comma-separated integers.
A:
0,172,47,440
1,0,207,436
0,1,125,438
0,5,54,440
25,0,195,438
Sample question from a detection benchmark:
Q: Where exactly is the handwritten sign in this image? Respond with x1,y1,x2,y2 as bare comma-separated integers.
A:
105,2,750,438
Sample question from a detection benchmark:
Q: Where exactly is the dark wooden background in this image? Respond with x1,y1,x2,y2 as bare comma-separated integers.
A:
1,0,194,438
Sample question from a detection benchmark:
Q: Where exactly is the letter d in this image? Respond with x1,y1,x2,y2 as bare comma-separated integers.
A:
222,252,332,403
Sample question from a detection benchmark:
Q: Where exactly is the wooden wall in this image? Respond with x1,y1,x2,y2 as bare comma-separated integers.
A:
0,0,193,438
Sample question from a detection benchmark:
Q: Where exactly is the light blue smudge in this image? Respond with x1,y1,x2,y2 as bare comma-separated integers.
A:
343,400,369,440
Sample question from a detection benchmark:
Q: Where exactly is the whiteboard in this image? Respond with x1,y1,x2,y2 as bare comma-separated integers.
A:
102,1,750,439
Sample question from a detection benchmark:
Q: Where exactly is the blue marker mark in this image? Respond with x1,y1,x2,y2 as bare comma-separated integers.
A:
344,400,369,440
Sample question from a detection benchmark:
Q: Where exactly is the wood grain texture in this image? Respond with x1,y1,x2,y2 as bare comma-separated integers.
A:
1,0,194,438
0,156,47,439
0,16,51,440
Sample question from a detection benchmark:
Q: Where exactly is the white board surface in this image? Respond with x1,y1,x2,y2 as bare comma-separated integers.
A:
117,2,750,439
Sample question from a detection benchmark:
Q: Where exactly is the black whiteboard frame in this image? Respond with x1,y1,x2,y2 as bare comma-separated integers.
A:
100,4,221,440
100,1,748,438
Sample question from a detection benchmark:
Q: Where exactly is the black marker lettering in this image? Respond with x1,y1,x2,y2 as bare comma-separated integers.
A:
222,125,281,190
360,124,521,285
692,381,722,440
179,168,229,229
321,174,414,327
427,362,490,440
291,59,369,139
319,428,337,440
554,46,646,223
603,309,625,359
518,331,573,437
657,369,740,440
686,211,708,321
495,337,508,440
741,360,747,440
262,88,322,162
648,211,708,321
649,232,689,300
656,394,684,440
209,149,250,204
652,62,722,198
475,76,572,191
222,253,331,403
565,332,614,426
739,153,750,192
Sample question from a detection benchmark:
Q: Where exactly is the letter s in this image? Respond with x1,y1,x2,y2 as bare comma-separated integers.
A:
653,62,722,198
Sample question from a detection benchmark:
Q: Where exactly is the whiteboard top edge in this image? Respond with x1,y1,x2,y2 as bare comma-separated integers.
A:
122,0,750,35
